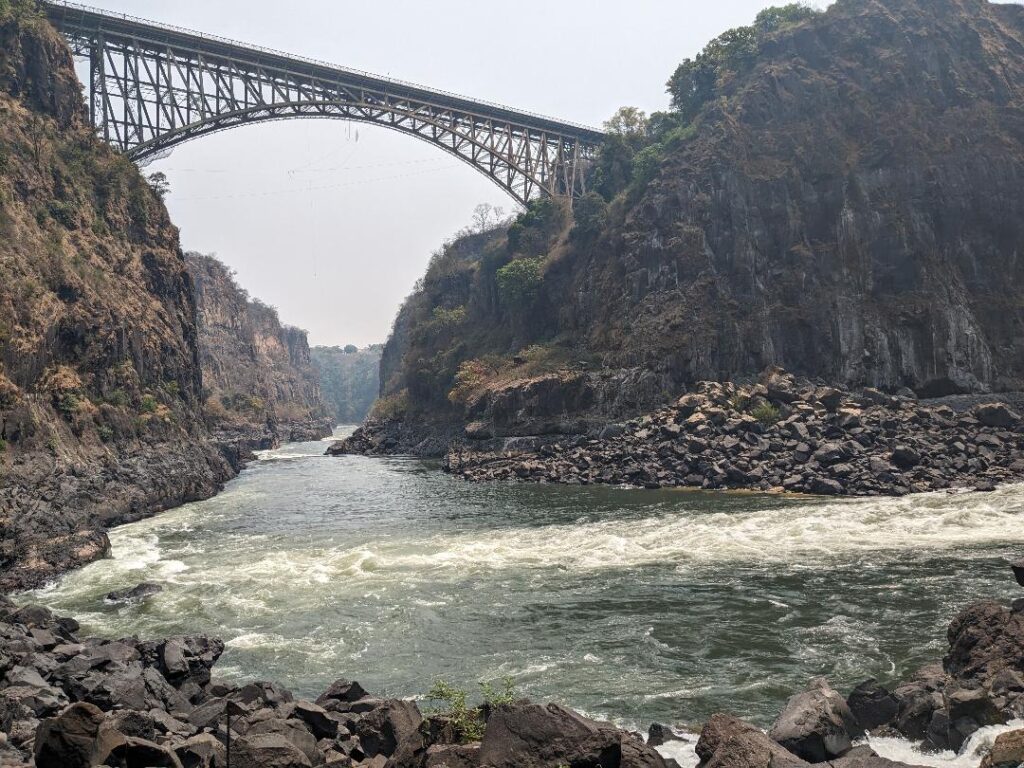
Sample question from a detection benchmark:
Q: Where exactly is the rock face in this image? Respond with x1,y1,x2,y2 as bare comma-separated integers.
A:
445,372,1024,496
0,599,676,768
186,253,333,446
311,345,383,425
0,5,240,591
768,679,858,762
344,0,1024,457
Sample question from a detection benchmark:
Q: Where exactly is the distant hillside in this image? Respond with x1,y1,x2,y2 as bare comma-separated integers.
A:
186,254,333,444
354,0,1024,454
312,345,382,424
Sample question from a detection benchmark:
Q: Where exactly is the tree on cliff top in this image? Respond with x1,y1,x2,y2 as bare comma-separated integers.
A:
667,3,820,122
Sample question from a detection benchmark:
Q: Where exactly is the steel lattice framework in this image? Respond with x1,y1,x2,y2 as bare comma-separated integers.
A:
42,1,604,205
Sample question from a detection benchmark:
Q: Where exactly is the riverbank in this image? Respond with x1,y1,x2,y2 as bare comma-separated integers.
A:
3,565,1023,767
437,372,1024,497
0,423,334,594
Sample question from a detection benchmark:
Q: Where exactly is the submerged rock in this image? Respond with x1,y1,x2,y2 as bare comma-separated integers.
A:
105,582,164,604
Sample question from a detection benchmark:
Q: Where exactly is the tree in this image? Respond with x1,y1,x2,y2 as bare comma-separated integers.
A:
666,6,819,123
146,172,170,200
755,3,819,33
495,257,544,306
603,106,648,139
343,344,358,354
471,202,505,233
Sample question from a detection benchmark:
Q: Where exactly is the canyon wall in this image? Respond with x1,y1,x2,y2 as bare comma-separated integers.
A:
311,345,382,425
0,4,238,589
186,253,333,445
349,0,1024,454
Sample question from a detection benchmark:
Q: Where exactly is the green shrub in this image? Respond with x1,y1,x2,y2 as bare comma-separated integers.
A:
106,389,129,407
97,425,114,443
751,402,781,427
139,394,158,413
480,676,517,707
0,437,7,452
495,257,544,307
426,681,484,744
57,392,80,416
431,306,467,329
47,200,78,229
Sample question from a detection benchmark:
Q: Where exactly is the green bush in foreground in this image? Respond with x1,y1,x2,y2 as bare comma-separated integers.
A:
426,677,519,744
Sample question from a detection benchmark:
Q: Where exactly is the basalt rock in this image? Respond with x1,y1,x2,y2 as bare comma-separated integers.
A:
696,714,809,768
445,375,1024,496
105,582,164,604
477,702,668,768
768,678,858,762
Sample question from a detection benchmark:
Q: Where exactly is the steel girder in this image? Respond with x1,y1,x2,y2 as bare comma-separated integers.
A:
43,1,604,206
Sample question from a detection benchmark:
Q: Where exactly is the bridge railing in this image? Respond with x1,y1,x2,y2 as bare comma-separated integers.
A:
42,0,604,136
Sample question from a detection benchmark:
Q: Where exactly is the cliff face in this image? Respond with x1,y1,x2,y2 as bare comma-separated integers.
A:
574,0,1024,397
0,6,237,591
356,0,1024,453
311,345,382,424
186,254,333,444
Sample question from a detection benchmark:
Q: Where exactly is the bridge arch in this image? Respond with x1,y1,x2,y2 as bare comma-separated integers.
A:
44,1,604,206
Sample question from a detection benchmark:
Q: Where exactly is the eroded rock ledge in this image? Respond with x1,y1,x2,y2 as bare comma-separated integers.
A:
445,370,1024,497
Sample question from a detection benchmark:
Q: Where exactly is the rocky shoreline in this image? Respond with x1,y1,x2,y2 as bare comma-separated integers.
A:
1,566,1022,767
439,371,1024,497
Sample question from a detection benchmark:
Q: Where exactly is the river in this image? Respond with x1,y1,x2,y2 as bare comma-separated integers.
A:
24,428,1024,765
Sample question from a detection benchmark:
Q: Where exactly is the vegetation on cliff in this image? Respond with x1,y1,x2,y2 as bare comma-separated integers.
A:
0,4,235,589
368,0,1024,447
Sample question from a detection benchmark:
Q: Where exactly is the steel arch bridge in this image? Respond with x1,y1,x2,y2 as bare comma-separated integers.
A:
41,1,605,206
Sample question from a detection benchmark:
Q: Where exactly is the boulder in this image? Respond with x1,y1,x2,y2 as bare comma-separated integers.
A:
424,743,481,767
648,722,685,747
97,735,184,767
353,699,424,762
291,699,338,739
245,717,320,764
174,733,226,768
33,702,107,768
695,714,808,768
105,582,164,603
828,745,927,767
231,733,313,768
974,403,1021,429
981,728,1024,768
768,678,858,762
847,680,899,732
890,446,921,470
1012,560,1024,588
945,601,1024,685
478,702,667,768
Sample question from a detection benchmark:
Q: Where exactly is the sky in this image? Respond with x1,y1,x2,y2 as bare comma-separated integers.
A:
73,0,842,347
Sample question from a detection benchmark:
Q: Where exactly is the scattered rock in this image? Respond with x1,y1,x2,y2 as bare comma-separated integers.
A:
768,678,858,762
105,582,164,603
696,713,809,767
980,728,1024,767
846,680,899,732
975,403,1022,428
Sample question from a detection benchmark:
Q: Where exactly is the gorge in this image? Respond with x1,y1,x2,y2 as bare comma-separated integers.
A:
2,0,1024,767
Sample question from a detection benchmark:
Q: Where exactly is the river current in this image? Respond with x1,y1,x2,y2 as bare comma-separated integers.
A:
25,428,1024,766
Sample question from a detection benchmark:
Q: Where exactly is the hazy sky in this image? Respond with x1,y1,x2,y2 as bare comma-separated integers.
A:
77,0,836,347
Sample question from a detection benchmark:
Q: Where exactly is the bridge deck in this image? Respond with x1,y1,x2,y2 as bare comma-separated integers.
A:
42,0,605,143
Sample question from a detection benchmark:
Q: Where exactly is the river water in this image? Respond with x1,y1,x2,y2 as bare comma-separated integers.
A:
25,429,1024,765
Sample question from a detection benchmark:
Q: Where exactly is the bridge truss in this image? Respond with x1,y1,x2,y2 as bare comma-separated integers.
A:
43,1,605,205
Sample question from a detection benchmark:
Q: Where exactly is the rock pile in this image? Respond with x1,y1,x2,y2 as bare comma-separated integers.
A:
446,371,1024,496
694,562,1024,767
0,596,672,767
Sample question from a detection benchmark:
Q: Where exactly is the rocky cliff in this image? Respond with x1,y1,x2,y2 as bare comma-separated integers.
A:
343,0,1024,455
0,4,237,591
186,254,333,445
311,344,382,424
